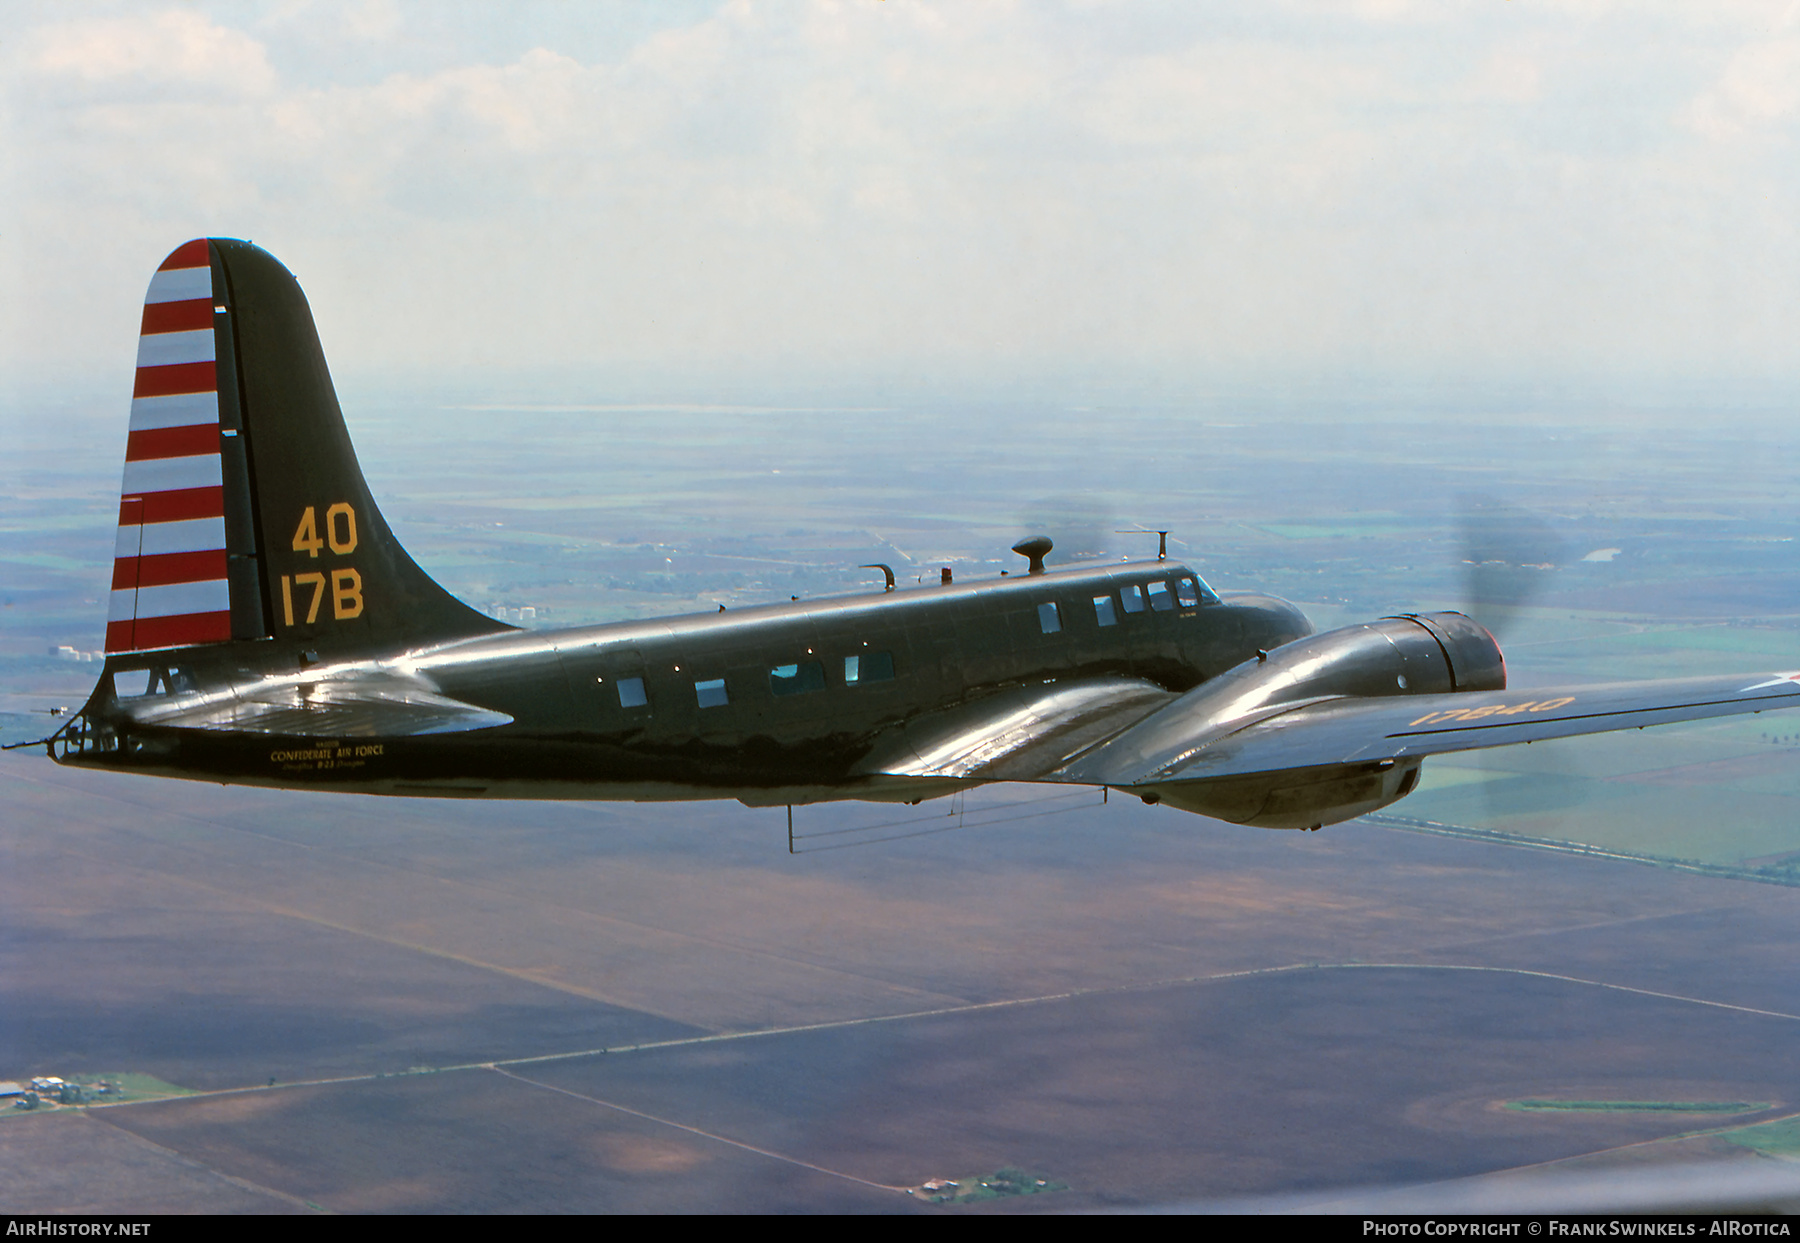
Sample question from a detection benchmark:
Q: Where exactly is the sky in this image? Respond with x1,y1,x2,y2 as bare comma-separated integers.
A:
3,0,1799,410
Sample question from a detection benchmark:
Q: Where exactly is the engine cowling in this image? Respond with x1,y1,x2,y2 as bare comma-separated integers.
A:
1102,611,1505,828
1151,758,1427,829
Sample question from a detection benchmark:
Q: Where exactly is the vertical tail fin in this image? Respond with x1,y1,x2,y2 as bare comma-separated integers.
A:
107,239,508,658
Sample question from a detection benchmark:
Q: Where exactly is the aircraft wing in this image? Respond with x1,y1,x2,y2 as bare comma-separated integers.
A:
122,670,513,737
1055,671,1800,787
854,675,1177,780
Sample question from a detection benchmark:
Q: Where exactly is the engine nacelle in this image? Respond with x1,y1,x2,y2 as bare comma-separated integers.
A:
1150,758,1425,829
1114,611,1504,828
1199,611,1504,716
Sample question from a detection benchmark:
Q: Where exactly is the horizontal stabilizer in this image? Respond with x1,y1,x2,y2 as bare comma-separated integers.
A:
123,669,512,737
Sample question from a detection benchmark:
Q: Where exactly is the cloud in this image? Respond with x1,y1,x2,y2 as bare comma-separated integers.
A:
1686,37,1800,139
4,1,1800,397
24,9,277,97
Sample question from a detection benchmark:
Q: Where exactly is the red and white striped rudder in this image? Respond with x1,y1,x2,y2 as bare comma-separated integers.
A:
107,239,231,653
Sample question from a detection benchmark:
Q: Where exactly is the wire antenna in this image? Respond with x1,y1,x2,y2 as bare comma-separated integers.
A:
784,788,1106,854
1115,528,1171,560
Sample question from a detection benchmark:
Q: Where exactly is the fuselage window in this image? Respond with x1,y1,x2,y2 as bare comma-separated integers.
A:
616,676,648,708
1093,594,1118,627
114,668,155,697
695,678,729,708
116,666,191,696
1147,581,1174,612
1120,584,1146,614
844,652,895,684
770,661,826,696
1038,601,1062,634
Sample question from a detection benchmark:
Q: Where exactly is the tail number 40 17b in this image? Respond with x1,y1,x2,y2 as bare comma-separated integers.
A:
282,503,363,625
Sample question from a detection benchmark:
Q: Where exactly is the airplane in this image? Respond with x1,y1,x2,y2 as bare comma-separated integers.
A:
28,238,1800,830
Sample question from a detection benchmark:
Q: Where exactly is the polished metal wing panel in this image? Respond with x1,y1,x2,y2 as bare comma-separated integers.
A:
854,675,1177,780
1058,672,1800,788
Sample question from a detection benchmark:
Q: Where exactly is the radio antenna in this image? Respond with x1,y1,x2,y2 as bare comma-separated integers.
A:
1115,528,1171,560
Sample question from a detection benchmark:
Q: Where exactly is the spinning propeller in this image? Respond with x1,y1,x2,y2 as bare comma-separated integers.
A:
1453,494,1575,827
1455,493,1567,644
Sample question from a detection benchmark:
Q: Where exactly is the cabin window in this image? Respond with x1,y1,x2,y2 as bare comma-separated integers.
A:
844,651,895,684
114,668,155,697
770,661,826,696
114,666,190,697
1147,581,1174,612
1092,594,1118,627
1120,584,1146,614
616,676,648,708
694,678,729,708
1038,601,1062,634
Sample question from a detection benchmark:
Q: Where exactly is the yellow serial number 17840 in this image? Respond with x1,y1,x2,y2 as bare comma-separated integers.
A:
1408,697,1576,727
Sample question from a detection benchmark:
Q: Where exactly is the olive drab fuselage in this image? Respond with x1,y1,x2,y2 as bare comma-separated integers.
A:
64,559,1315,803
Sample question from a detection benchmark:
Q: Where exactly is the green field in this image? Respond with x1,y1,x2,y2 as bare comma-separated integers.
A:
1719,1117,1800,1160
81,1072,196,1103
1400,704,1800,872
910,1168,1068,1204
1586,626,1800,658
3,1072,194,1119
1506,1100,1769,1114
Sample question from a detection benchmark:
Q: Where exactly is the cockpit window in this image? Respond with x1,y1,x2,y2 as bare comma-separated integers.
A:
1147,581,1174,612
1180,575,1220,606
